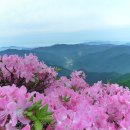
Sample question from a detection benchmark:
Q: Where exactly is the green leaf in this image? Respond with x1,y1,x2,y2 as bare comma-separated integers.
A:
24,100,53,130
34,120,43,130
55,77,60,80
63,96,71,102
54,67,61,72
35,108,41,118
41,104,48,113
34,74,39,83
60,95,71,102
39,116,53,124
37,104,53,122
29,95,34,102
26,100,42,111
31,126,35,130
24,111,37,121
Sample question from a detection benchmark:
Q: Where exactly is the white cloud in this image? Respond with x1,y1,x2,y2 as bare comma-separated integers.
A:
0,0,130,42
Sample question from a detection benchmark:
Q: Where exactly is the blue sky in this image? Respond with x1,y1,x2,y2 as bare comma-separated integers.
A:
0,0,130,47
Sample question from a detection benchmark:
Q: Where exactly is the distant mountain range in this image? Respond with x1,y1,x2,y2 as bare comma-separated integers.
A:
0,43,130,84
0,46,32,51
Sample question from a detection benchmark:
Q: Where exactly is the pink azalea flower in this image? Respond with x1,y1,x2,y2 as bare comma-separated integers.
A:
7,100,31,126
22,124,30,130
0,98,8,127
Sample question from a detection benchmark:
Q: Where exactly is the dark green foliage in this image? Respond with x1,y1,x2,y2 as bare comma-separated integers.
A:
117,79,130,88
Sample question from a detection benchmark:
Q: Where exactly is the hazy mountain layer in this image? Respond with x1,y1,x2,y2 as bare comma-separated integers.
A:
0,44,130,84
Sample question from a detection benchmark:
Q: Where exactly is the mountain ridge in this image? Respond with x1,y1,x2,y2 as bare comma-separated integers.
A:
0,43,130,84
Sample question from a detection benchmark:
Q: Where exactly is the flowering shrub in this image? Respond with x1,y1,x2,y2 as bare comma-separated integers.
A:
44,74,130,130
0,85,53,130
0,54,57,92
0,54,130,130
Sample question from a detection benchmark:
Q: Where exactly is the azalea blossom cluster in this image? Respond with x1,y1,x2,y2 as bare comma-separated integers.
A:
0,54,57,92
44,71,130,130
0,54,130,130
0,85,53,130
